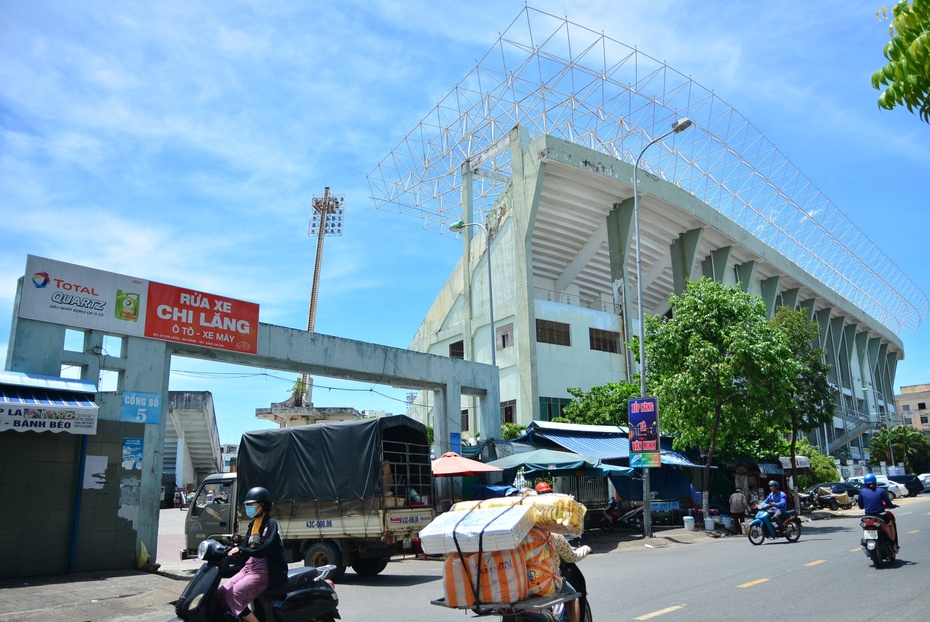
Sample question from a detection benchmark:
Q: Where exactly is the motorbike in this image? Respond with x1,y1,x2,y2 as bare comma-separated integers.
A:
599,499,644,533
746,502,802,545
171,538,341,622
860,512,898,568
432,555,591,621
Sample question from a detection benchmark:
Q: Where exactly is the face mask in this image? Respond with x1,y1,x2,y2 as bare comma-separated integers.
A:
245,505,258,518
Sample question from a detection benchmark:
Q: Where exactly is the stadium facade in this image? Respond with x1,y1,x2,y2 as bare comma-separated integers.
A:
368,7,928,460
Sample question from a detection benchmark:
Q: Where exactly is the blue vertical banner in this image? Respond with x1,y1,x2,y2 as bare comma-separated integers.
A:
119,391,162,424
450,432,462,456
628,396,660,468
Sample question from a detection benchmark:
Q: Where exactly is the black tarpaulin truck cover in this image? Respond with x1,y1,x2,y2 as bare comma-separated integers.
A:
236,414,429,503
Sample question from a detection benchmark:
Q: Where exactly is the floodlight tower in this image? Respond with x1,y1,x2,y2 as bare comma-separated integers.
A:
300,187,345,405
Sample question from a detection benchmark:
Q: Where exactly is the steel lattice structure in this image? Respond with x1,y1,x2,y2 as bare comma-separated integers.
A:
367,6,928,335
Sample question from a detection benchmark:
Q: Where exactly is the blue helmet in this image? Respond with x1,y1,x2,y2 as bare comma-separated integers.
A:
863,473,877,485
768,480,779,488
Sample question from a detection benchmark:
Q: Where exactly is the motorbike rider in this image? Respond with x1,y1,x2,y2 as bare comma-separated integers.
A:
763,480,788,531
533,480,587,622
216,486,288,622
856,473,899,553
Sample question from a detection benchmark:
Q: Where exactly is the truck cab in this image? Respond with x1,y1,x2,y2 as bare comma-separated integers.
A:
182,473,237,558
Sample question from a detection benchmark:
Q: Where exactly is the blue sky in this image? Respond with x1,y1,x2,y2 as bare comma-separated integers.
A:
2,1,928,444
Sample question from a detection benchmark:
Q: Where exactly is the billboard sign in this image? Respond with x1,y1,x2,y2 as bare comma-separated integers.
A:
19,255,259,354
628,396,660,468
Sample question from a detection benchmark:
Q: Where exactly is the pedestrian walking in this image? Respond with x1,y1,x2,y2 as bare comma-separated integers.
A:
728,486,750,534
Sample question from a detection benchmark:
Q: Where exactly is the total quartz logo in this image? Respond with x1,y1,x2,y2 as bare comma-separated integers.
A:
32,272,50,288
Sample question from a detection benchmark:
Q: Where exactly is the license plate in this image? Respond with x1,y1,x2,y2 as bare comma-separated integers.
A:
863,529,878,539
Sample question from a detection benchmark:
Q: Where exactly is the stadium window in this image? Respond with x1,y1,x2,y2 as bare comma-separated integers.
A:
461,409,469,432
496,322,514,350
919,402,927,410
449,340,464,359
501,399,516,424
536,319,571,346
589,327,620,353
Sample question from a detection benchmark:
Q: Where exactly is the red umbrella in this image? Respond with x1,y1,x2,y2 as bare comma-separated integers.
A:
431,451,503,477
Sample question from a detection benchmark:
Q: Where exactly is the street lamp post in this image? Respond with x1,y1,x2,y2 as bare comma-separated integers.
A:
633,117,692,538
450,220,496,368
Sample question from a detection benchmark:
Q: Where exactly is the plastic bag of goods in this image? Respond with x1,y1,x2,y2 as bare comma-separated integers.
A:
451,493,586,536
520,527,563,597
443,547,528,607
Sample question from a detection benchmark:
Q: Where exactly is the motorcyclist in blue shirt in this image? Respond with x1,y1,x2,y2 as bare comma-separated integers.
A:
857,473,899,552
763,480,788,530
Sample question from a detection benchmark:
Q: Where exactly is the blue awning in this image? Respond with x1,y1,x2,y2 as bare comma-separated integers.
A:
0,385,97,410
660,451,704,468
1,371,99,435
532,429,630,460
758,462,784,475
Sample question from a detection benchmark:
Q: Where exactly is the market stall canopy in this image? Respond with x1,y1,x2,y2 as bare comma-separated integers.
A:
0,370,98,435
431,451,503,477
517,420,706,467
487,448,634,478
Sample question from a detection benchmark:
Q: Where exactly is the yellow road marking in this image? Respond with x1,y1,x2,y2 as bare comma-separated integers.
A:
738,578,769,588
804,560,826,566
849,548,861,552
908,529,919,534
634,605,684,620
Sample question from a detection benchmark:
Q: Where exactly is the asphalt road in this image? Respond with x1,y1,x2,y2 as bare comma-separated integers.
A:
330,497,930,622
2,498,926,621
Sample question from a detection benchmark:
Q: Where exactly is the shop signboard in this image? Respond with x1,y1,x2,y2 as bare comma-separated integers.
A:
628,396,660,468
19,255,259,354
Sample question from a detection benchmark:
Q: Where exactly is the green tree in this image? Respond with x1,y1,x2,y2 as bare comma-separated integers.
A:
873,1,930,123
770,306,836,508
645,278,795,517
501,423,526,440
559,381,640,426
871,424,930,471
788,437,840,489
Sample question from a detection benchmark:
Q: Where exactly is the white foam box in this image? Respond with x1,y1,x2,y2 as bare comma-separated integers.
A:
417,504,535,555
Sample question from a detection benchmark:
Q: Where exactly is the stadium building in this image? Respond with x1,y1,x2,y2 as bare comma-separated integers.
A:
368,7,928,461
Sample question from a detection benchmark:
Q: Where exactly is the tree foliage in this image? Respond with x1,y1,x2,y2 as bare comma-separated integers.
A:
501,423,526,440
769,306,836,505
870,424,930,471
559,382,640,426
788,437,840,489
645,279,795,516
873,1,930,123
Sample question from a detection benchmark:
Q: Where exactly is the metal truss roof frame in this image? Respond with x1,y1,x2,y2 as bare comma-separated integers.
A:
367,6,928,335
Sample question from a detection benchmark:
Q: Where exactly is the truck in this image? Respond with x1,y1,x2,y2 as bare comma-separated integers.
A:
182,415,434,580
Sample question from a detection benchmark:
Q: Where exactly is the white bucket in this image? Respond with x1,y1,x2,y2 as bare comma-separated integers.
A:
683,516,696,531
721,516,733,530
704,518,716,531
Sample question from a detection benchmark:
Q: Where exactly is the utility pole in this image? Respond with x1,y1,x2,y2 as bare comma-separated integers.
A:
300,187,345,406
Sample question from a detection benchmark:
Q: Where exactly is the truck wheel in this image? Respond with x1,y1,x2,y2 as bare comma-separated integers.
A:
352,557,389,576
304,542,345,581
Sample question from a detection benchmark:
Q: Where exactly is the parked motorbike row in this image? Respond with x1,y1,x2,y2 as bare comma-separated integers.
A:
796,488,853,513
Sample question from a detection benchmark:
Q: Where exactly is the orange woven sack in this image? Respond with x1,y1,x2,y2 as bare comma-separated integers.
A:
442,547,529,607
521,527,563,597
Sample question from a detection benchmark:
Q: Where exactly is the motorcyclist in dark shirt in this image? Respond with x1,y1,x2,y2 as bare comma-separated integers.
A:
856,473,899,552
